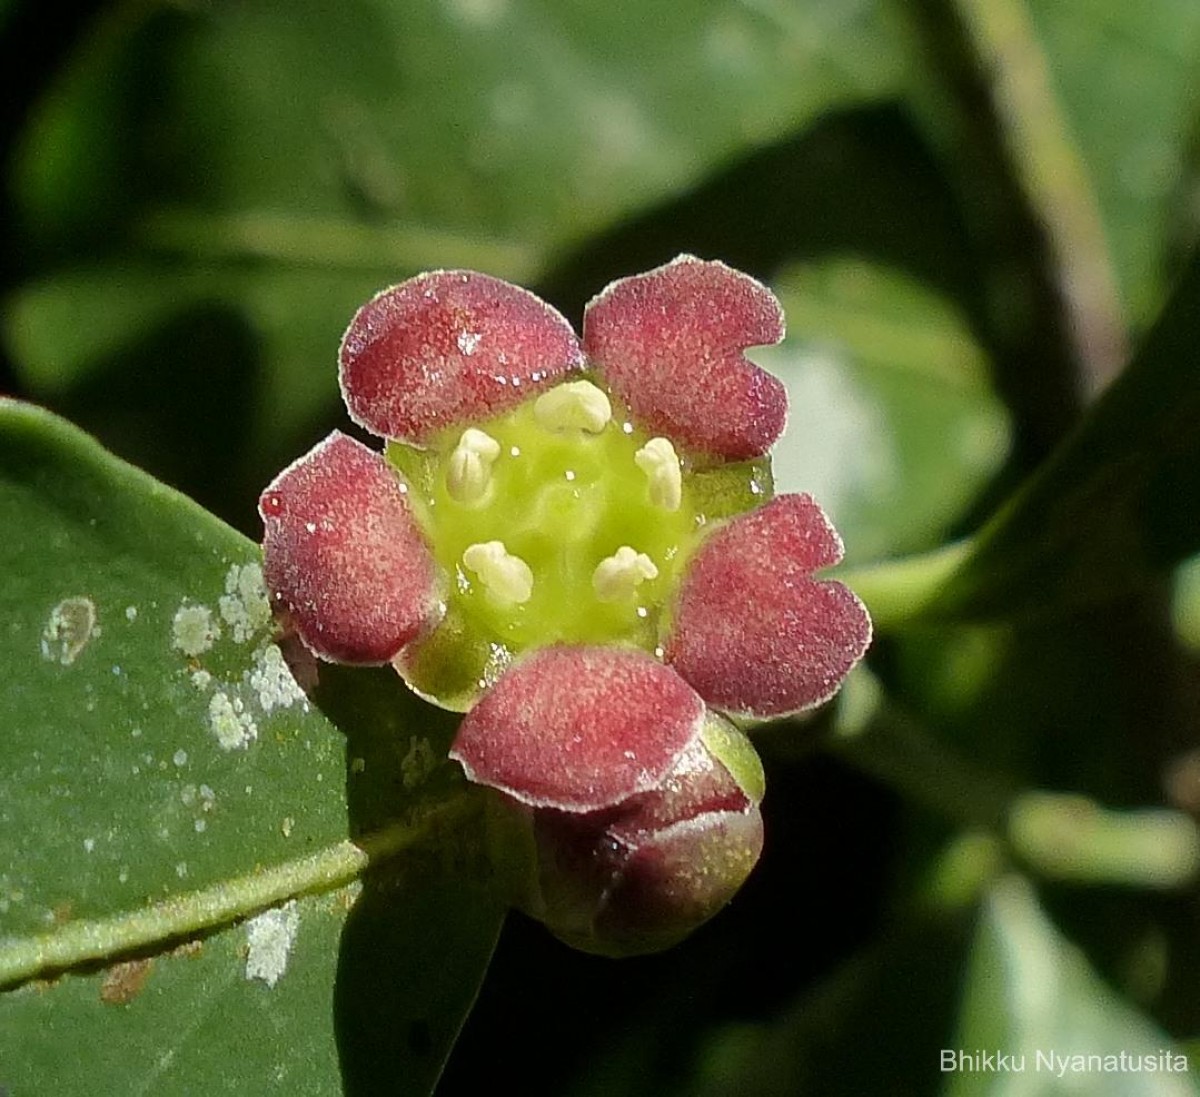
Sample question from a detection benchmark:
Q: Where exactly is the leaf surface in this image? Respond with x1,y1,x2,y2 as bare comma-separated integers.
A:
0,400,502,1094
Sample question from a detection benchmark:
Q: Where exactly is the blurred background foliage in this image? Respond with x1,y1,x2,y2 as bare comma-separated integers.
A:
3,0,1200,1093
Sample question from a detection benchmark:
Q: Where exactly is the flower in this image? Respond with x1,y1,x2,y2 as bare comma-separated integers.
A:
259,255,872,953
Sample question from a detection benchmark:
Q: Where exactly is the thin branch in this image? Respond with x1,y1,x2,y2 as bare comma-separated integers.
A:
954,0,1128,392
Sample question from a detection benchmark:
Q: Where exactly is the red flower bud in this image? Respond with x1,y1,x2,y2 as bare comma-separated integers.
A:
453,647,764,955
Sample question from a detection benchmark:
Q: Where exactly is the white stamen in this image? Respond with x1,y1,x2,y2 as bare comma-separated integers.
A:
592,546,659,602
534,380,612,434
447,428,502,503
463,541,534,604
634,437,682,511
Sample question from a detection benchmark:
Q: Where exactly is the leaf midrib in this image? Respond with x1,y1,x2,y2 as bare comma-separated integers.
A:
0,793,477,990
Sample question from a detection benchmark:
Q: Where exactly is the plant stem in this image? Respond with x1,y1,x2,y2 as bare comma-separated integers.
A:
137,208,541,281
830,698,1014,831
829,688,1200,889
835,540,972,631
953,0,1127,392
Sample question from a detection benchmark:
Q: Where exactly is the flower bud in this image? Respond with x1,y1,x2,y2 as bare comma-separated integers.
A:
493,711,765,957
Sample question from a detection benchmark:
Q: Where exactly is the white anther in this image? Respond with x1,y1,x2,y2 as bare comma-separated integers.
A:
634,437,682,511
534,380,612,434
447,428,502,503
463,541,534,604
592,546,659,603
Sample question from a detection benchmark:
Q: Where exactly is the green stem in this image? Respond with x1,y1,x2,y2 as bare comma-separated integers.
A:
0,793,480,990
136,208,542,281
835,540,971,631
829,690,1199,889
953,0,1127,391
831,701,1014,831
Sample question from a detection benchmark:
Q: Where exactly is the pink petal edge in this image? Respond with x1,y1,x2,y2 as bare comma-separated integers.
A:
582,255,787,460
450,646,706,812
259,431,443,664
339,270,584,444
665,494,872,718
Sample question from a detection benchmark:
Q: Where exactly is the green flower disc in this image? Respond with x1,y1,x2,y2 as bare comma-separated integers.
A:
387,379,772,709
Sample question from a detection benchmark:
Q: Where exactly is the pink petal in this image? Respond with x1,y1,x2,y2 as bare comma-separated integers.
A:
339,271,584,443
259,431,443,664
450,646,706,812
665,494,872,717
582,255,786,460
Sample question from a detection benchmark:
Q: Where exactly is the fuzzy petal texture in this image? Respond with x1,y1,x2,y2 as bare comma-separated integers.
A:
582,255,786,460
259,431,443,664
340,270,584,444
450,646,706,812
665,494,872,717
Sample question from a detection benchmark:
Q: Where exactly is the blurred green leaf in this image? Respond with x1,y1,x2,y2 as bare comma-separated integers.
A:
926,252,1200,619
949,876,1199,1096
0,400,502,1094
4,0,908,497
1022,0,1200,324
762,257,1010,565
11,0,905,252
3,265,392,488
1171,552,1200,652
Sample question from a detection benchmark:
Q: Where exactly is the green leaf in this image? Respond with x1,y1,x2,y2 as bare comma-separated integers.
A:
0,400,347,941
0,400,502,1093
3,265,395,480
925,252,1200,619
949,876,1199,1096
4,890,348,1095
1171,552,1200,652
761,257,1011,565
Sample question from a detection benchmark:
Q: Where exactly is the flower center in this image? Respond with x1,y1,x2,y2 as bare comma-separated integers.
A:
386,377,772,706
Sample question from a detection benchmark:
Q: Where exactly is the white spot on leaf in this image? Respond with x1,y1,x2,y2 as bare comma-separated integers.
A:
246,644,308,714
208,692,257,751
172,604,219,657
244,901,300,988
41,597,98,665
218,562,272,644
